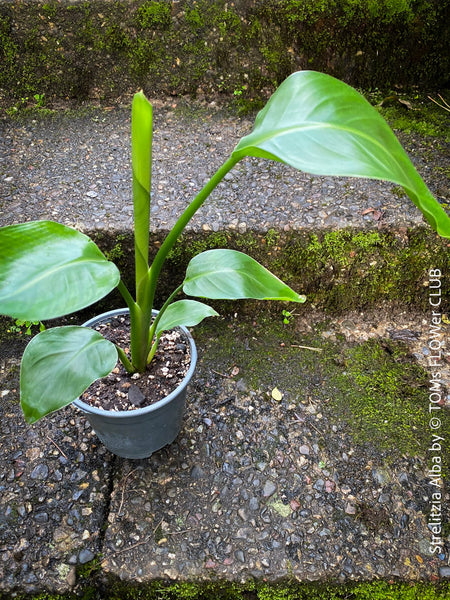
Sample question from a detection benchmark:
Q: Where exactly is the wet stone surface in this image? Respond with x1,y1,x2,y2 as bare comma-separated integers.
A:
0,96,449,594
0,310,448,594
100,312,448,585
0,355,113,594
0,100,448,234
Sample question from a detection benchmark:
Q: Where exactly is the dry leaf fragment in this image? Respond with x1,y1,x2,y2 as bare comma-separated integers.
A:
379,95,413,110
361,207,383,221
271,387,283,402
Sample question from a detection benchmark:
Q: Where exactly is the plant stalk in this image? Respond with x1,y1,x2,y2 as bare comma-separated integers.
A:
144,155,240,323
146,284,183,360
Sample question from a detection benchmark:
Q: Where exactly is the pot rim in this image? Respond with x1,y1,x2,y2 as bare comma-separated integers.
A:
72,308,197,419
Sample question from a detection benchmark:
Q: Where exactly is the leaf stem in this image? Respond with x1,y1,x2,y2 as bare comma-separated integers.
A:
117,280,136,312
116,345,136,374
148,284,183,343
146,333,161,365
144,155,240,321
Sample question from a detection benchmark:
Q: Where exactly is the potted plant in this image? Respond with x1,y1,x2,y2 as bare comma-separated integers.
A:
0,71,449,458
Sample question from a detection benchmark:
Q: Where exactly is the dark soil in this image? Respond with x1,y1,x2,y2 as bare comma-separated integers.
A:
80,314,191,411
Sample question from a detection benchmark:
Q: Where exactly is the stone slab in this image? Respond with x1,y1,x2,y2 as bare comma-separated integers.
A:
0,352,113,595
100,311,449,586
0,103,437,235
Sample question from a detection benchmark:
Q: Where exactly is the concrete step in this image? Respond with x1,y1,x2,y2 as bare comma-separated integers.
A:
0,101,449,598
1,101,449,313
0,308,449,597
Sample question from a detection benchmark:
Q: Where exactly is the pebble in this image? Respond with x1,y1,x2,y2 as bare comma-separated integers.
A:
238,508,249,522
249,497,259,511
262,480,277,497
78,549,95,564
234,550,245,563
223,462,235,475
30,464,49,480
398,472,409,486
378,493,390,504
345,503,356,515
34,512,49,523
190,465,206,480
400,514,409,529
128,384,145,407
313,479,325,492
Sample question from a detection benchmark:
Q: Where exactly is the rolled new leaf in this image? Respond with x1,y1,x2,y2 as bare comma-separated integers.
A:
183,249,306,302
21,326,118,423
232,71,450,239
0,221,120,320
155,300,219,336
132,92,153,303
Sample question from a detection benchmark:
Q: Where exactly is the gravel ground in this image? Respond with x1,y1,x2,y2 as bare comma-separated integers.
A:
0,308,449,595
0,100,449,596
0,99,448,234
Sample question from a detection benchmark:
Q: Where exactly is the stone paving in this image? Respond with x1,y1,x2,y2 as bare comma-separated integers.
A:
0,102,449,597
1,100,446,235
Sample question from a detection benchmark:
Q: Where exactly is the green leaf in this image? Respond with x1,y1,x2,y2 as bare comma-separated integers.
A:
20,326,118,423
0,221,120,320
183,250,306,302
132,92,153,302
155,300,218,336
232,70,450,238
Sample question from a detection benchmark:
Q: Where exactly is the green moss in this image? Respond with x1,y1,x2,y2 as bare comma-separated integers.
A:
278,228,449,312
375,94,450,141
1,0,449,104
11,579,445,599
14,578,449,599
391,185,408,198
76,555,103,580
184,7,204,29
136,1,172,30
194,313,448,464
94,225,449,315
331,338,448,458
0,542,449,599
257,581,450,599
166,231,231,264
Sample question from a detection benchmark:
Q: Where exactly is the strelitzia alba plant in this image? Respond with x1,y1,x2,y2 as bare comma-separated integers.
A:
1,71,449,425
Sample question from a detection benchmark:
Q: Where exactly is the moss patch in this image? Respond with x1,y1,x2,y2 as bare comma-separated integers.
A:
194,313,448,462
83,226,450,316
2,580,449,599
330,338,445,457
276,228,450,313
0,0,448,106
369,92,450,142
164,227,449,313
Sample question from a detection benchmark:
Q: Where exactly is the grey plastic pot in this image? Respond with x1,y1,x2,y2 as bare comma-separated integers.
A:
72,308,197,459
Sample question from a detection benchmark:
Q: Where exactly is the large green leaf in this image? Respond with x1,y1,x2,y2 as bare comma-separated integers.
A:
183,250,306,302
20,326,118,423
232,71,450,239
155,299,218,336
0,221,120,320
